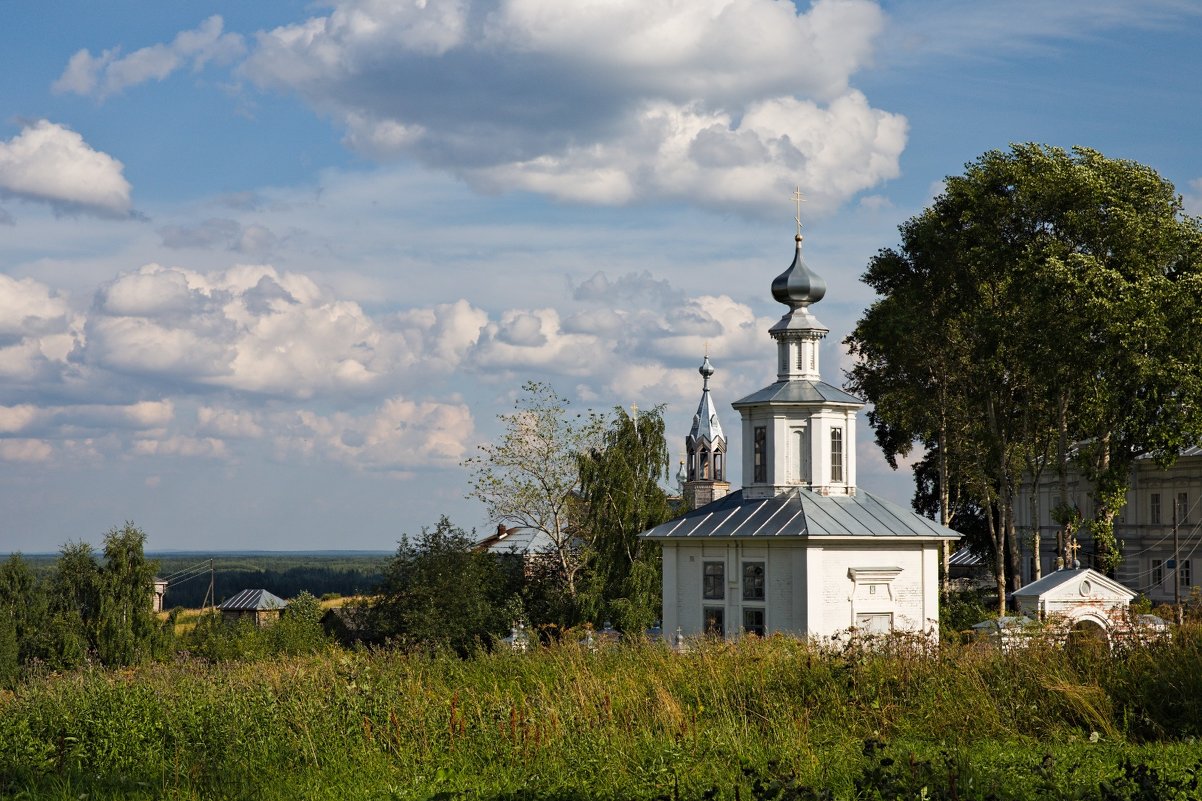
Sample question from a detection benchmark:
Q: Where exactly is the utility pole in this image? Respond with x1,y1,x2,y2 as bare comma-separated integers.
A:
1174,503,1182,625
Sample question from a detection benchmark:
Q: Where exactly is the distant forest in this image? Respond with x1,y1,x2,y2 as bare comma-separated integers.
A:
15,552,389,609
158,554,388,608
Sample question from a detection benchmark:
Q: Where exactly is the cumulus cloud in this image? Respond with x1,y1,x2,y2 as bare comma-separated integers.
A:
53,15,245,99
275,397,475,473
82,263,490,399
0,121,132,217
242,0,903,213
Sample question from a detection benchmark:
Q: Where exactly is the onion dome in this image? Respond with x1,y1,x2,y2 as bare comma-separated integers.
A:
699,354,715,384
771,235,826,310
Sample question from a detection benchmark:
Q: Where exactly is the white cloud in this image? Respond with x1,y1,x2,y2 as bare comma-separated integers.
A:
0,438,53,463
83,263,492,399
274,396,475,473
197,406,265,439
53,15,245,99
242,0,903,213
0,121,132,217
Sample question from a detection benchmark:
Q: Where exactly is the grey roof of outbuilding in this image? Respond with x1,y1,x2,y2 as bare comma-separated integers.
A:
949,547,985,567
480,527,560,555
731,379,862,408
218,588,287,611
1011,568,1133,601
641,488,960,540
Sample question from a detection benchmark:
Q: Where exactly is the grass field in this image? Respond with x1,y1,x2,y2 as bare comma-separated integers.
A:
2,630,1200,800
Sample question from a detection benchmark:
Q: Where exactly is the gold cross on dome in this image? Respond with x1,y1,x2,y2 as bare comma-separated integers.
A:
792,185,807,238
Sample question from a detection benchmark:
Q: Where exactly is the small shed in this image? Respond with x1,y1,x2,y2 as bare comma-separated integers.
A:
1012,568,1134,642
218,589,287,627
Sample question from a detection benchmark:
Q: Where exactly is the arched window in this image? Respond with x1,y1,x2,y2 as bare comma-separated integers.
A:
700,447,710,480
714,450,723,481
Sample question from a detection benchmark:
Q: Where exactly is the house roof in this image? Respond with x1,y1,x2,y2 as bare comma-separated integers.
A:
640,487,961,541
949,548,985,567
1011,568,1134,602
731,379,862,408
218,588,287,611
475,526,560,555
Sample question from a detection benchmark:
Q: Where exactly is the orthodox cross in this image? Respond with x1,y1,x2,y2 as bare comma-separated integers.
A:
792,185,807,238
1064,536,1081,568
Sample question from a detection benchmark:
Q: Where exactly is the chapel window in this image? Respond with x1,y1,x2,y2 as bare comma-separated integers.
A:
702,562,725,600
742,608,765,637
753,427,766,483
703,607,725,638
742,562,765,602
714,451,723,481
830,427,844,483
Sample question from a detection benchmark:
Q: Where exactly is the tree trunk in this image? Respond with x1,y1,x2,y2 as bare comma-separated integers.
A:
989,501,1005,617
1056,392,1070,567
938,424,951,597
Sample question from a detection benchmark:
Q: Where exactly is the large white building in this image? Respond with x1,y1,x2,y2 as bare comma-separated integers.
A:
1016,449,1202,605
642,231,959,642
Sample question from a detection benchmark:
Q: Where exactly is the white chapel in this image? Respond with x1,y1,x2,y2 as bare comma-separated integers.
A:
642,229,960,642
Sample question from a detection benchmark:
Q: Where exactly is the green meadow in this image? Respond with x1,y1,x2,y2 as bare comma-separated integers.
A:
2,629,1201,800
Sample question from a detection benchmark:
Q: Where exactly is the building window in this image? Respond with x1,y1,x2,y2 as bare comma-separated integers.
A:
688,451,696,482
742,608,765,637
703,607,724,637
856,612,893,634
830,427,844,483
702,562,725,600
1178,492,1189,525
700,447,709,479
795,429,809,484
1181,559,1192,588
753,426,766,483
1151,493,1161,525
742,561,765,601
1152,559,1164,587
714,451,723,481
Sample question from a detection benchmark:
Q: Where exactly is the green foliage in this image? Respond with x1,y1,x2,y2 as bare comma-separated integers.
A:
939,587,995,641
0,615,17,690
2,632,1202,799
370,516,522,654
96,523,166,666
847,144,1202,589
576,405,671,633
464,381,603,600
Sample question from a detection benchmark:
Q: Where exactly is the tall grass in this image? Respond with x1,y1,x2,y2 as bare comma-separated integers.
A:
1,628,1200,800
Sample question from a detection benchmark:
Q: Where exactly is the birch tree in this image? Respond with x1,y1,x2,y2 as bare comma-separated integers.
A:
464,381,602,600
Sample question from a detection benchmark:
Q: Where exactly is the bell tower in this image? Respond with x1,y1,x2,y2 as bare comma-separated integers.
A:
683,354,730,509
731,193,863,499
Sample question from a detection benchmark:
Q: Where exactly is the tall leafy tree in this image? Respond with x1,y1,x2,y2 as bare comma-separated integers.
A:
576,405,672,633
465,381,602,600
96,522,165,665
847,144,1202,612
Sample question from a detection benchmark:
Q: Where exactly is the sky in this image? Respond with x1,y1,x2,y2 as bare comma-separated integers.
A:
2,0,1201,553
